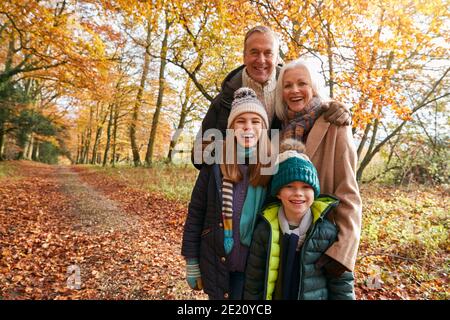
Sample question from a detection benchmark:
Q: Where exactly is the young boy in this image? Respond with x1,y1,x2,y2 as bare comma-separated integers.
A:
243,138,355,300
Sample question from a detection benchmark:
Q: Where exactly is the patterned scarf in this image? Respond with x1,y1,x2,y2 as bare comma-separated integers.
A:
281,97,323,142
222,146,255,250
243,67,277,125
222,177,266,255
221,178,235,254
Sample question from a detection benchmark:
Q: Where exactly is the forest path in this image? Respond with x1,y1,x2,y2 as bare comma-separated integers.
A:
0,161,206,299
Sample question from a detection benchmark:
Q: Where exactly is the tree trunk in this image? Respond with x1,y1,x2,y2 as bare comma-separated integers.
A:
26,133,34,159
325,22,334,98
76,134,81,163
81,104,94,164
356,48,400,179
0,123,5,160
111,103,119,167
357,117,381,181
145,16,172,166
129,19,152,167
102,104,114,167
355,67,449,181
19,132,31,160
167,102,189,163
91,105,108,164
80,130,88,164
91,126,103,164
32,140,39,161
35,142,40,160
357,121,372,160
83,133,90,163
79,130,85,163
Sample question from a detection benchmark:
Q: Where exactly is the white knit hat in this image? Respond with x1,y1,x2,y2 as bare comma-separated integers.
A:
227,87,269,128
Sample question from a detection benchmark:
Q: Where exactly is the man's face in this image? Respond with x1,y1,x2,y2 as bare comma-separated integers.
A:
243,32,278,85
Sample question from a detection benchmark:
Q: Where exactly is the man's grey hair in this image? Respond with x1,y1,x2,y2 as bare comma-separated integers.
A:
243,25,280,54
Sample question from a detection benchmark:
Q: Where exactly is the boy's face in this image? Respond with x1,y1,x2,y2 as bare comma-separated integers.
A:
277,181,314,221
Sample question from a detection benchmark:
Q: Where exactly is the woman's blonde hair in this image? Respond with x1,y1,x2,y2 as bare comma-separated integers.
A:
220,117,272,187
274,59,323,122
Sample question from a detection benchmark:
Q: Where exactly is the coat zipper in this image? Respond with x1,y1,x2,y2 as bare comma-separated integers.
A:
297,219,319,300
262,215,271,300
297,201,337,300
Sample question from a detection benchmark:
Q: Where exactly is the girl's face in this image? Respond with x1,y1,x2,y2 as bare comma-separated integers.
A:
277,181,314,224
282,66,314,112
233,113,263,148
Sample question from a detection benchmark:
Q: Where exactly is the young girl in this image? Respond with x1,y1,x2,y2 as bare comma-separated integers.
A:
182,88,272,300
244,139,354,300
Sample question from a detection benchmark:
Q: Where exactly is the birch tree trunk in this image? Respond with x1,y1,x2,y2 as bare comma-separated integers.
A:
145,16,172,166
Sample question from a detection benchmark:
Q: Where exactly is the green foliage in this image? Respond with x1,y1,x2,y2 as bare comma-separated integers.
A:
6,110,59,160
0,80,28,104
0,81,29,126
391,137,449,185
357,184,449,299
38,142,60,164
0,70,65,162
361,128,449,186
13,110,56,138
362,187,448,257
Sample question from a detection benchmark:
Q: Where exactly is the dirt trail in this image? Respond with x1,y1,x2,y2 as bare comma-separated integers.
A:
54,166,140,233
0,162,206,299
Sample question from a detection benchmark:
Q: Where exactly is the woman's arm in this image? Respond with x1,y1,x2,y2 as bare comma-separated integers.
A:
325,125,362,272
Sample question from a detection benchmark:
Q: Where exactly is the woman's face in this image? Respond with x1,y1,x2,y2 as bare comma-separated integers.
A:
282,66,314,112
232,112,263,148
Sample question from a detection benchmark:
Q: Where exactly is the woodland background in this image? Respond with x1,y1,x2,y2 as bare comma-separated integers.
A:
0,0,448,300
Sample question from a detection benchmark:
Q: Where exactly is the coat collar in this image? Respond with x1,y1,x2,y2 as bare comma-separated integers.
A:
305,115,330,159
262,195,339,225
212,164,223,203
220,64,283,110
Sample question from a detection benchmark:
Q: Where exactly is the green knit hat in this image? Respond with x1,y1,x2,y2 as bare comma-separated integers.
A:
270,150,320,198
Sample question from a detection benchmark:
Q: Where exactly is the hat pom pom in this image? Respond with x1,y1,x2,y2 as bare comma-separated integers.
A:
234,87,257,100
279,138,306,154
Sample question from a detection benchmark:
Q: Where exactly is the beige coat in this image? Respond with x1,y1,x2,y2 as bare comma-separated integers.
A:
305,115,362,271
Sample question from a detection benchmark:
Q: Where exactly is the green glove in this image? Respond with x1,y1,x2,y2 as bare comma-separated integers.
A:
186,258,203,290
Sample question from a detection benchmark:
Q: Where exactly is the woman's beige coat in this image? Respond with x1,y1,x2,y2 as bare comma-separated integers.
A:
305,115,362,271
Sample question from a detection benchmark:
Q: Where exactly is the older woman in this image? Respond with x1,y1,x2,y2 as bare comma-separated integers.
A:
274,59,362,276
